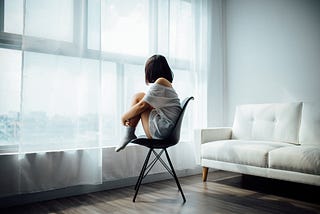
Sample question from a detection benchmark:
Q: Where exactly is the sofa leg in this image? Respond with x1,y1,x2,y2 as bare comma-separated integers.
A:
202,167,208,182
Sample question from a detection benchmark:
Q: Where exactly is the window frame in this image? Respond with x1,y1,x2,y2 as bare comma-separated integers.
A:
0,0,190,68
0,0,3,32
0,0,193,149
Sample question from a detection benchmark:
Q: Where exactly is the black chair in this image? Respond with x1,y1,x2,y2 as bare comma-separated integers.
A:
130,96,194,203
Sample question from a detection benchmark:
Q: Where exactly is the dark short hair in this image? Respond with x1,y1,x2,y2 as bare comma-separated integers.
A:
145,55,173,84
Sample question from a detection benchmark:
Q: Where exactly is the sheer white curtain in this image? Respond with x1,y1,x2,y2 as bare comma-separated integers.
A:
163,0,214,170
0,0,215,196
18,0,102,193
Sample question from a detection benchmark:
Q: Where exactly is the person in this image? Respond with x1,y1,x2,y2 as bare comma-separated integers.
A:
115,55,181,152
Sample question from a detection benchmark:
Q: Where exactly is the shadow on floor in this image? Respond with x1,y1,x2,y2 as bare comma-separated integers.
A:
216,174,320,204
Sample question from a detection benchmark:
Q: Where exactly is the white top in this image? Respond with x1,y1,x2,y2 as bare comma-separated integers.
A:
143,83,181,139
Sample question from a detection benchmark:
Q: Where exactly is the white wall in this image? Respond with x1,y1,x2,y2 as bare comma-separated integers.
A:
207,0,225,127
223,0,320,125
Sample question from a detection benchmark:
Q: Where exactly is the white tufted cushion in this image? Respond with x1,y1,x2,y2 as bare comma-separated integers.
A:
201,140,292,168
269,146,320,175
299,102,320,146
232,102,302,144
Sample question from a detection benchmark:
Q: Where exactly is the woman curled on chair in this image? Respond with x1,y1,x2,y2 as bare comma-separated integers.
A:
115,55,181,152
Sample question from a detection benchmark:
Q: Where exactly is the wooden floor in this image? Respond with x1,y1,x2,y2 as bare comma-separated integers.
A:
1,171,320,214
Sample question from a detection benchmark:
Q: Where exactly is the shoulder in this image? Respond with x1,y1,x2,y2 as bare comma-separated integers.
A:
155,78,172,87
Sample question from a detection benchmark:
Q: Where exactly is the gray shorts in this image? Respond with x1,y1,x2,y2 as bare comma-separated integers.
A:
149,109,174,139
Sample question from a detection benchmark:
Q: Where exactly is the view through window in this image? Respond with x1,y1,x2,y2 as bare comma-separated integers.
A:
0,0,195,152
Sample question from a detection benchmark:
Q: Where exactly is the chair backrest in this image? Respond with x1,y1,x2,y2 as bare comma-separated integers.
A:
166,96,194,144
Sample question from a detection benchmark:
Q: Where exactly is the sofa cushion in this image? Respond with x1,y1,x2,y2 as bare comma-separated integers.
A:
232,102,302,144
269,146,320,175
201,140,292,168
299,102,320,146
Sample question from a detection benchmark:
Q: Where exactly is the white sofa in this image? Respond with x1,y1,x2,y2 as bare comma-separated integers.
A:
195,102,320,186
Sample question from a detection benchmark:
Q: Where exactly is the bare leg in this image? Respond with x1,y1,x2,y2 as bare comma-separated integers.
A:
127,92,153,138
124,92,145,127
115,92,152,152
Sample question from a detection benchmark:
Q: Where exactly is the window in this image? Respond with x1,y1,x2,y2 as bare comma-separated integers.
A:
0,0,195,152
101,61,118,143
3,0,23,34
24,0,74,42
20,52,101,152
101,0,149,56
169,0,193,60
0,48,21,150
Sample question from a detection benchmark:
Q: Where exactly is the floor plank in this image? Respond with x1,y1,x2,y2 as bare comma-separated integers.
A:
1,171,319,214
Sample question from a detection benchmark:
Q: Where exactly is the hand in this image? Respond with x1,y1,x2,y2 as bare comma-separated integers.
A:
124,120,130,126
122,117,130,126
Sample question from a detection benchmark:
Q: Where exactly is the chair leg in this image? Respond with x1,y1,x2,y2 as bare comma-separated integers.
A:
164,149,186,203
134,149,152,191
202,167,209,182
133,148,152,202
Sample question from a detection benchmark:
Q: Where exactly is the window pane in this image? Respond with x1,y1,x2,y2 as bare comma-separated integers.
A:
169,1,192,59
157,0,169,56
0,48,22,147
101,0,149,56
21,52,100,152
87,0,101,50
24,0,74,42
173,69,194,101
101,61,118,145
4,0,23,34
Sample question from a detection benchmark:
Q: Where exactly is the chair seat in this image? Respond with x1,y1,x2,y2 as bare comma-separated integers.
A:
130,138,177,149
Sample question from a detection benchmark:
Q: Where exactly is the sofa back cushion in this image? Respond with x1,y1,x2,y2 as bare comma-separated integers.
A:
232,102,302,144
299,102,320,146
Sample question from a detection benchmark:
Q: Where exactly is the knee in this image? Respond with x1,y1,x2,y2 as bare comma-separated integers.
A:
132,92,145,103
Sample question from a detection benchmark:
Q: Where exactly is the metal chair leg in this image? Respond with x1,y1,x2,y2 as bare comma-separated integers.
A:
133,148,186,203
133,148,152,202
164,149,186,203
134,149,152,191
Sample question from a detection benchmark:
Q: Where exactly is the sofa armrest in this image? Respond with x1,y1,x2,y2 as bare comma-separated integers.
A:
195,127,232,145
194,127,232,164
